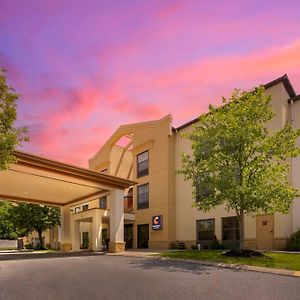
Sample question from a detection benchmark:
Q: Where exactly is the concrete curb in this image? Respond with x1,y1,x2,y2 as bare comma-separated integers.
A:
156,257,300,278
108,252,300,278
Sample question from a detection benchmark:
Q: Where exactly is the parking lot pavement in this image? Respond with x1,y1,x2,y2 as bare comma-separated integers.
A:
0,253,299,300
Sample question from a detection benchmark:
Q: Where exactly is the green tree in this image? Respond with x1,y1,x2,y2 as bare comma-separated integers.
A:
0,201,18,239
8,203,61,249
179,87,300,249
0,68,29,170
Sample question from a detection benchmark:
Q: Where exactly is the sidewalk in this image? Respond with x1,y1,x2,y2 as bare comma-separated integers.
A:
108,249,300,278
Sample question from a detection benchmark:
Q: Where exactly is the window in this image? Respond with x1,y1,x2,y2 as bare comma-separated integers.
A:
74,206,81,213
82,204,89,211
99,196,107,209
137,151,149,177
137,184,149,209
196,219,215,242
195,175,214,201
222,216,240,248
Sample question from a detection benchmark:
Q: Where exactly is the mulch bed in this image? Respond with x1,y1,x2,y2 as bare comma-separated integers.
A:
223,249,265,257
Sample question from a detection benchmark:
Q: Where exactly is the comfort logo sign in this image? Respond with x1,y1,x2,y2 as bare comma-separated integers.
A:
152,215,163,230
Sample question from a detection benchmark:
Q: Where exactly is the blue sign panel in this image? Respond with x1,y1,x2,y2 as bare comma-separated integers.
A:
152,215,163,230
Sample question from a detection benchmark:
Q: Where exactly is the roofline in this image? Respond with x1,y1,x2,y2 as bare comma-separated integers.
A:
89,114,172,163
288,95,300,103
264,74,297,98
13,151,136,189
175,116,201,131
176,74,298,131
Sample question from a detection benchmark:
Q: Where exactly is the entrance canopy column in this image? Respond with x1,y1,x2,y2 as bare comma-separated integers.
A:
71,219,81,251
60,205,72,251
109,189,125,252
92,211,102,251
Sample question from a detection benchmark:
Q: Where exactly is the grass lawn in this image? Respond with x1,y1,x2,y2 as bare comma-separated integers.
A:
159,250,300,271
0,247,17,251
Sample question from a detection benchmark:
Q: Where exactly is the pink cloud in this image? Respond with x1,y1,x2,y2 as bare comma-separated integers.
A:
3,1,298,167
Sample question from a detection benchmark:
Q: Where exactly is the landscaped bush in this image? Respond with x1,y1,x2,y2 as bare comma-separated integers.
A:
169,241,186,250
210,237,225,250
287,230,300,251
24,243,33,249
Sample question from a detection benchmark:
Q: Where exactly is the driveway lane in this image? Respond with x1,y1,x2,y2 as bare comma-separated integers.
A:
0,254,299,300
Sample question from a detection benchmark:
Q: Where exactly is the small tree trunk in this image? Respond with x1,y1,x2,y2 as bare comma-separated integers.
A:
239,212,245,249
38,230,44,249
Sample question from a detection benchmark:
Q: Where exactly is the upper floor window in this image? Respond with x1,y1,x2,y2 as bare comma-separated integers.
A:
82,204,89,211
74,206,81,213
137,151,149,178
99,196,107,209
137,184,149,210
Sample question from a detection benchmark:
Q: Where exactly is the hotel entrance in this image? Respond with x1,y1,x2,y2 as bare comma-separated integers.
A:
137,224,149,249
124,224,133,249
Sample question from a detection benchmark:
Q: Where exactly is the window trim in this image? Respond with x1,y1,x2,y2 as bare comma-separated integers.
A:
137,183,149,210
137,150,149,178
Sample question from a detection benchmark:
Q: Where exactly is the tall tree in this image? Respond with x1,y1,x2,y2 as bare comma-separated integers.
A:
0,68,29,170
8,203,61,249
0,201,17,239
179,87,300,249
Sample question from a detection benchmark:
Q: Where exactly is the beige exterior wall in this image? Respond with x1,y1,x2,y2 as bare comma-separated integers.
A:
175,82,298,250
292,100,300,232
85,78,299,251
27,226,60,249
89,115,176,249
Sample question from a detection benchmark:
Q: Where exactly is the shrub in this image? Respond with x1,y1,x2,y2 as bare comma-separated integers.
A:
170,242,179,249
24,243,33,249
287,230,300,251
210,237,225,250
169,241,186,250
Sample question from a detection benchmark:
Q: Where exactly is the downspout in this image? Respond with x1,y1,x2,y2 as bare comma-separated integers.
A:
175,128,179,242
290,99,295,232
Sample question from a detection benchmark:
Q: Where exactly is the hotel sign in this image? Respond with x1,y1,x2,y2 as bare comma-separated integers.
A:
152,215,163,230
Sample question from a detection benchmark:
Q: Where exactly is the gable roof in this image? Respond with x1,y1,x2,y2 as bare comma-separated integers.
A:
175,74,298,131
264,74,296,98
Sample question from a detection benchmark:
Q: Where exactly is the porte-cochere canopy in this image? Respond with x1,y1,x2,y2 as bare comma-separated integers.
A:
0,151,136,252
0,151,135,207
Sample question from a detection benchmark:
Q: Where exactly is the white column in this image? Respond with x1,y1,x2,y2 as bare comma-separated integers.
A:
109,189,125,252
60,205,72,251
71,220,80,251
92,211,102,251
59,206,64,246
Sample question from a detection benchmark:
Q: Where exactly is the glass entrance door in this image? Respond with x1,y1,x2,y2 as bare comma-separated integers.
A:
137,224,149,249
82,232,89,249
124,224,133,249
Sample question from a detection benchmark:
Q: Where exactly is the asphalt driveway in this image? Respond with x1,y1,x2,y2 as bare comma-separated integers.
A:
0,253,299,300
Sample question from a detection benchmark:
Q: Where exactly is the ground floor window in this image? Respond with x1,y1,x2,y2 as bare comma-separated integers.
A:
196,219,215,248
222,216,240,248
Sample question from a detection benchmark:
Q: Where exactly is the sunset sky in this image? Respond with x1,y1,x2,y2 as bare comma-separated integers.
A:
1,0,300,167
